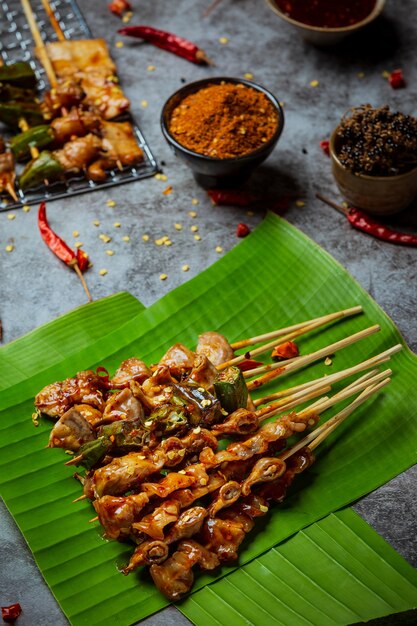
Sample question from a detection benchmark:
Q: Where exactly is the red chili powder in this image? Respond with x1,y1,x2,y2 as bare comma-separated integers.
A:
275,0,377,28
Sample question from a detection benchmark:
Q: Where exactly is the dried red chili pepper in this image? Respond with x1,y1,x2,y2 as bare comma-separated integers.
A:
117,26,211,64
109,0,131,17
208,189,258,207
320,140,330,156
38,202,93,300
317,194,417,247
236,223,251,237
237,359,264,372
271,341,299,362
1,603,22,623
388,69,406,89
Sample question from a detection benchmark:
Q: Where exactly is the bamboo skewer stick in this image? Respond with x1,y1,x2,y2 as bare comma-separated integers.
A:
296,368,391,421
281,377,390,460
21,0,58,87
256,383,332,420
229,305,362,352
73,262,93,303
246,324,381,391
253,344,401,407
40,0,65,41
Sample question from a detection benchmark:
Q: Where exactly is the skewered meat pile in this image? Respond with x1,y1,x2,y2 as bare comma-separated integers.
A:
0,38,144,200
34,311,397,601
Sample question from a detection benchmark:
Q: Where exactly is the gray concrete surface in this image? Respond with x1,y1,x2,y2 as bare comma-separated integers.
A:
1,0,416,624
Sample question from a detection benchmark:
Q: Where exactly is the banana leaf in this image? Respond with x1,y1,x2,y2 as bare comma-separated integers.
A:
1,213,417,625
180,508,417,626
0,292,144,390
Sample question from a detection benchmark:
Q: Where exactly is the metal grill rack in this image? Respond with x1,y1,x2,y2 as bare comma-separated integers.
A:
0,0,159,211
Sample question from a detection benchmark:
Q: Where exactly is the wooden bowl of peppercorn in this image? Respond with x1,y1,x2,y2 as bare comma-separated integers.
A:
330,105,417,215
161,77,284,189
266,0,386,46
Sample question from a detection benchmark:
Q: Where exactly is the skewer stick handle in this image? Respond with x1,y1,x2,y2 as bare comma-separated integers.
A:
41,0,66,41
73,263,93,303
230,305,362,351
21,0,58,87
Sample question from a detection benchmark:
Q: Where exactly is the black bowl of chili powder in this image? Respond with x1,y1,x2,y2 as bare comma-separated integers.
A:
161,77,284,189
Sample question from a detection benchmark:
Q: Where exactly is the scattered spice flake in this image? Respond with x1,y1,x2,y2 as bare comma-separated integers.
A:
155,173,168,181
72,230,80,237
122,11,133,23
141,99,149,107
381,70,390,79
295,199,306,207
357,71,365,79
219,37,229,44
147,64,156,71
113,221,121,228
2,602,22,622
99,268,108,276
74,241,83,248
190,225,199,232
191,198,199,205
93,219,100,226
236,222,250,238
99,234,112,243
162,185,173,195
194,234,201,241
7,213,16,220
164,239,173,246
107,199,116,207
320,140,330,156
182,264,190,272
159,273,168,280
106,250,115,256
174,223,183,231
5,244,14,252
122,235,130,242
279,101,285,108
246,210,254,217
388,69,406,89
109,0,132,17
310,79,319,87
244,72,253,79
324,356,333,366
215,246,223,253
142,234,150,242
188,210,198,218
115,41,124,48
342,201,349,209
23,204,31,212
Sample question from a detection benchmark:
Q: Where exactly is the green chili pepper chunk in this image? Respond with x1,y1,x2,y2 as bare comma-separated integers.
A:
0,62,37,88
214,366,249,414
0,101,44,128
10,125,54,160
20,150,63,189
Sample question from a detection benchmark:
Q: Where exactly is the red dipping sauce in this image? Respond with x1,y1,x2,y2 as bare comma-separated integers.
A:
274,0,377,28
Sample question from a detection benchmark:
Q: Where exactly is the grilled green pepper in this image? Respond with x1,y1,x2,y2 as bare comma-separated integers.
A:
214,366,248,414
0,82,38,102
0,62,37,88
0,101,44,128
10,125,54,160
19,150,63,189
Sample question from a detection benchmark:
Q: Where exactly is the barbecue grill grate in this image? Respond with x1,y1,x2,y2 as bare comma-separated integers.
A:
0,0,159,211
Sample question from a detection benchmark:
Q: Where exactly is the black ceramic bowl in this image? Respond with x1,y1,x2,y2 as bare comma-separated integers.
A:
161,76,284,189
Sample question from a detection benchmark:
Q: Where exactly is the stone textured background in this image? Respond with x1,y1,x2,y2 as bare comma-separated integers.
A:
0,0,416,624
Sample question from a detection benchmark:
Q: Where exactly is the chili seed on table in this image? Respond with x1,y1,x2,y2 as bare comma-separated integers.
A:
5,244,14,252
99,269,108,276
182,264,190,272
188,210,198,218
141,100,149,107
106,250,115,256
93,220,100,226
147,65,156,71
310,79,319,87
191,225,198,232
244,72,253,79
215,246,223,253
23,204,30,212
122,235,130,242
113,222,121,228
159,273,168,280
191,198,199,205
72,230,79,237
99,234,112,243
7,213,16,220
194,234,201,241
174,223,183,230
115,41,124,48
219,37,229,44
142,234,150,241
107,199,116,207
74,242,83,248
295,200,306,207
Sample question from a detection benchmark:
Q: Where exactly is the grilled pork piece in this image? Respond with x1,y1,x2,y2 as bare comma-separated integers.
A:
35,370,106,419
196,331,234,366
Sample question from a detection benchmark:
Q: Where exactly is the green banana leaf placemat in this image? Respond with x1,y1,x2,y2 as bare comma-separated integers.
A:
0,291,144,390
180,508,417,626
1,213,417,625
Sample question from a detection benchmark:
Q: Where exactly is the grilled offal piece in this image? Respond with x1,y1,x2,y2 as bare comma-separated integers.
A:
93,492,149,540
150,540,219,601
111,358,151,387
196,331,234,366
35,370,106,419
